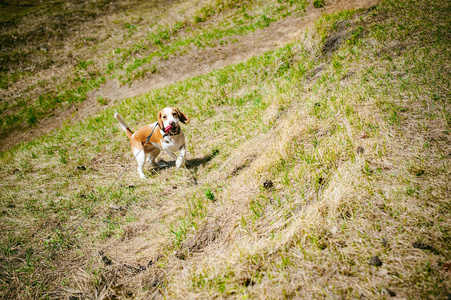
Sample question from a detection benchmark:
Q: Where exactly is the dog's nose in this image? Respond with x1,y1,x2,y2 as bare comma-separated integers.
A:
169,121,175,126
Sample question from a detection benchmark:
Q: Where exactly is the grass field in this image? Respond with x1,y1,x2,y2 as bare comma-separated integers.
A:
0,0,450,298
0,0,309,148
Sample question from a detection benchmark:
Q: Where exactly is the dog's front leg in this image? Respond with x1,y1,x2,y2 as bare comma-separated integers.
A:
165,149,179,166
176,144,186,168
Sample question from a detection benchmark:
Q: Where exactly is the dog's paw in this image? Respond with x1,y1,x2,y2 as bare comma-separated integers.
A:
138,168,147,179
176,158,184,168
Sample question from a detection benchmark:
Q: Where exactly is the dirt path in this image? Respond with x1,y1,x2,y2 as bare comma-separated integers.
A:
90,0,380,100
1,0,380,151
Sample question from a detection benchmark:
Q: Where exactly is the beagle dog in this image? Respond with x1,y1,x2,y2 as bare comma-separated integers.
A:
114,107,190,179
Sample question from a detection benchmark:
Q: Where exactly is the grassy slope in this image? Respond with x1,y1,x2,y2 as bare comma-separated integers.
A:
0,0,306,141
1,0,450,298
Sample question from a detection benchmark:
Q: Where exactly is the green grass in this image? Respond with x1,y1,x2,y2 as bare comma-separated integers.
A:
0,0,308,140
118,0,308,82
1,0,450,298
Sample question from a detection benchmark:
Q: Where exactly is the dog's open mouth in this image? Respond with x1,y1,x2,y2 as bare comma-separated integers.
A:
165,125,178,133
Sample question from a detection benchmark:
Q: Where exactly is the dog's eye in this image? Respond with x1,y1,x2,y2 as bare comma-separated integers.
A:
173,113,176,116
163,116,167,119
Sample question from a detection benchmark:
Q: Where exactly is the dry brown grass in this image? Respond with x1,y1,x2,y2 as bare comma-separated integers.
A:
0,0,450,299
161,1,450,298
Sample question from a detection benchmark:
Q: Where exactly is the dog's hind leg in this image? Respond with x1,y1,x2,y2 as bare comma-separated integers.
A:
133,148,147,179
148,149,167,167
147,149,162,166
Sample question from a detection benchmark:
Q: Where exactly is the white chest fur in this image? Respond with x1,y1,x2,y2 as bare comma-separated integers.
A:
162,132,185,151
157,130,186,168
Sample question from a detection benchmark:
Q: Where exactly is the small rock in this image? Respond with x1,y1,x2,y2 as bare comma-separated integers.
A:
412,241,429,249
99,251,112,266
175,251,186,260
172,185,177,189
239,276,254,287
128,185,135,189
412,241,437,253
77,166,86,171
102,256,112,266
138,264,146,271
386,289,396,297
121,264,140,274
263,179,273,190
356,146,364,154
125,291,133,297
369,256,382,266
336,241,347,248
314,102,321,107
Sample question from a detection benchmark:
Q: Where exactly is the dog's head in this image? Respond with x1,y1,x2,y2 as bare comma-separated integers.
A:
158,107,190,133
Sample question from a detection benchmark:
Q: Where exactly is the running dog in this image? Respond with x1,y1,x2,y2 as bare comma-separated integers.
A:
114,107,189,179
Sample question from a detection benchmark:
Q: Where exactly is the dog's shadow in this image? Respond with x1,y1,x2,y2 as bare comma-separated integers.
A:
152,154,215,172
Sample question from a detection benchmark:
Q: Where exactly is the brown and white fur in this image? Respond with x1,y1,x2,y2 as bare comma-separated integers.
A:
114,107,190,179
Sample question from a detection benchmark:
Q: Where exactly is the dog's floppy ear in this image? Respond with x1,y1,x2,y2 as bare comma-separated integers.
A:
175,107,190,124
157,110,164,130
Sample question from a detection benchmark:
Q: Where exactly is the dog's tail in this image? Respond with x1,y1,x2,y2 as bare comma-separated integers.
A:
114,112,133,140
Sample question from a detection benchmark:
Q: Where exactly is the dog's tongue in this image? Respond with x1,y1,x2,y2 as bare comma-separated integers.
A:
165,125,173,132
